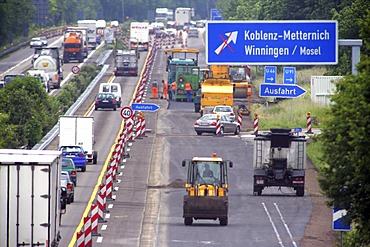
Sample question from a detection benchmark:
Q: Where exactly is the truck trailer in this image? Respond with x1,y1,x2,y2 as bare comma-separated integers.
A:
253,128,307,196
59,116,98,165
77,20,97,50
0,149,63,247
130,22,149,51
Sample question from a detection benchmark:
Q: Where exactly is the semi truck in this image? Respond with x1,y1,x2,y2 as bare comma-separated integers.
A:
65,27,88,58
130,22,149,51
63,32,84,63
114,49,138,76
59,116,98,165
77,20,97,50
253,128,307,196
182,153,233,226
0,149,63,247
32,47,63,89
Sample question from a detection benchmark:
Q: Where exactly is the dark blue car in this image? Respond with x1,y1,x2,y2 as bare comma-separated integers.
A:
59,146,87,172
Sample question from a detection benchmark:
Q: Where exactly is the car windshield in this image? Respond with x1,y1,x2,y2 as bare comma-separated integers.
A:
32,38,41,41
200,115,217,121
98,93,114,99
111,85,118,92
62,158,74,168
214,107,231,112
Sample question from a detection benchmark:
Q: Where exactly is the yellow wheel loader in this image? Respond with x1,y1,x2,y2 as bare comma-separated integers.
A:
181,153,233,226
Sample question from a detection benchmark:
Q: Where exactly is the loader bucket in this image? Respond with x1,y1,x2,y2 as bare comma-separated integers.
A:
183,195,228,219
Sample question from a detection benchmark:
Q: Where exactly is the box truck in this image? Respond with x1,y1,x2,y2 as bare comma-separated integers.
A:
59,116,98,165
0,149,63,247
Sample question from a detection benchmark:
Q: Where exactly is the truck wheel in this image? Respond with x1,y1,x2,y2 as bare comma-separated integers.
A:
253,187,262,196
296,188,304,197
219,217,228,226
184,217,193,225
93,151,98,164
113,107,117,111
81,166,86,172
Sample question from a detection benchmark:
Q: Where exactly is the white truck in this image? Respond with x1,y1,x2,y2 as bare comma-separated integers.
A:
59,116,98,164
130,22,149,51
77,20,97,50
175,7,192,30
0,149,63,247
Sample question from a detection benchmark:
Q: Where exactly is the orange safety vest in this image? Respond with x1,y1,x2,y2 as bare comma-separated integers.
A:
185,83,192,91
163,82,168,92
171,82,177,90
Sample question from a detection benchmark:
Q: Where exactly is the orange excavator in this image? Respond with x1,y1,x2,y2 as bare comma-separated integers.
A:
63,32,84,63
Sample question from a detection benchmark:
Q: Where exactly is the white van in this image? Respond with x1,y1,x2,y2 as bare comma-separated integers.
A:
99,83,122,107
26,69,51,92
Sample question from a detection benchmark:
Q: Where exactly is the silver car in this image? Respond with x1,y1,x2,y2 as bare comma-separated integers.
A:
194,114,241,135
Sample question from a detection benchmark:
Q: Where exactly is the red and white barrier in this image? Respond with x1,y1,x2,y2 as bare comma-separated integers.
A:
141,117,146,137
76,230,85,247
99,184,107,212
105,166,113,200
135,117,143,139
84,216,92,247
306,112,313,133
90,204,99,236
215,117,221,136
254,113,259,135
97,191,105,221
237,113,242,126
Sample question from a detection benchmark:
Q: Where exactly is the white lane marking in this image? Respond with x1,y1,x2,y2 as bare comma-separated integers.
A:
96,236,103,243
128,143,133,147
101,224,107,231
117,179,122,183
274,203,298,247
121,165,126,169
114,186,119,191
108,204,113,209
262,202,284,247
122,159,127,163
105,213,111,219
127,148,131,151
112,195,116,200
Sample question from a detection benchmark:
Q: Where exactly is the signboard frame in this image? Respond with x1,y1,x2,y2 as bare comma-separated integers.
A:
206,20,338,65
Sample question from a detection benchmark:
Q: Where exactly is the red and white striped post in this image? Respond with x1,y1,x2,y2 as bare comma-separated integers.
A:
215,115,222,136
99,184,108,213
90,204,100,236
97,191,106,222
254,113,259,135
84,216,92,247
76,230,85,247
237,110,243,127
141,116,146,137
306,112,313,134
135,116,143,139
105,166,113,200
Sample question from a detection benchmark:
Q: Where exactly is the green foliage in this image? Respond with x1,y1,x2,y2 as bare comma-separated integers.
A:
319,63,370,245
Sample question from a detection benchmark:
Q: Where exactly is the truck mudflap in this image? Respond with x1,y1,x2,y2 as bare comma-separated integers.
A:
183,195,228,219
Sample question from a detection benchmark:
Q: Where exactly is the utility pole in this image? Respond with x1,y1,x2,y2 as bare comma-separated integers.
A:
121,0,125,22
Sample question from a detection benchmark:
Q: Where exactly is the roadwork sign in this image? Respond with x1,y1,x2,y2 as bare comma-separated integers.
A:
206,20,338,65
71,66,80,74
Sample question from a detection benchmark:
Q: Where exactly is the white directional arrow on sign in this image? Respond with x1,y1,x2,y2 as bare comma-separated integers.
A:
266,77,274,82
214,31,238,55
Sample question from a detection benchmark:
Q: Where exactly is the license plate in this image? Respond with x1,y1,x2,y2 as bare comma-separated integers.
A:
66,155,75,157
200,123,209,126
102,100,108,102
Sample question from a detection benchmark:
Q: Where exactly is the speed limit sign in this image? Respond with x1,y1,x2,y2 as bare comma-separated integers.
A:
71,66,80,74
120,106,133,120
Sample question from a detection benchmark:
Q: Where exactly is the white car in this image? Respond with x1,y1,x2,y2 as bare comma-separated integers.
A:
212,105,235,121
39,36,48,46
29,37,43,48
187,28,199,38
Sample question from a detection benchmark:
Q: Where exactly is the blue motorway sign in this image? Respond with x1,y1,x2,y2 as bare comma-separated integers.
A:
260,83,306,98
283,67,296,84
132,103,160,112
333,208,351,231
210,9,222,20
206,21,338,65
264,66,276,83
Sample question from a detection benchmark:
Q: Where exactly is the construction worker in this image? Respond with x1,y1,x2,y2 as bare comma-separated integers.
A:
152,79,158,99
170,81,177,101
162,80,168,100
185,82,193,102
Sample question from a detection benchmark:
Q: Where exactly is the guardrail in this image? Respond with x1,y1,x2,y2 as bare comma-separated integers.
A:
32,56,111,150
